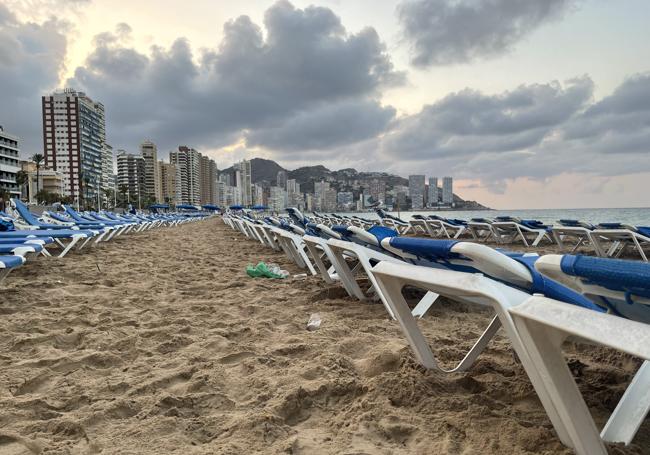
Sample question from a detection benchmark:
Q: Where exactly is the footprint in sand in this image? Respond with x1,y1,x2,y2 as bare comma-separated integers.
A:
218,351,256,365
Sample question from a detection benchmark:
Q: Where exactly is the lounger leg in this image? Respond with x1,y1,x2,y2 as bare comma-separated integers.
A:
601,361,650,444
59,236,81,258
513,317,607,455
0,269,10,284
411,291,440,318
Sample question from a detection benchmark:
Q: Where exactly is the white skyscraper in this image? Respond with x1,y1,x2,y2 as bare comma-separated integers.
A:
409,175,425,209
428,177,439,207
169,146,201,205
442,176,453,205
235,159,252,206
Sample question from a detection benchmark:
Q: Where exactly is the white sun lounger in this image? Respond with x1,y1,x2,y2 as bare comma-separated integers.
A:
510,297,650,454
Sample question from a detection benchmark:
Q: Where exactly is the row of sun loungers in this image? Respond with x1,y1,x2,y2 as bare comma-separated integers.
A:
0,198,208,284
223,207,650,455
308,210,650,262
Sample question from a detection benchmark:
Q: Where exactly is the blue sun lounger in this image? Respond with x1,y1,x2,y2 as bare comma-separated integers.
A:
0,254,25,284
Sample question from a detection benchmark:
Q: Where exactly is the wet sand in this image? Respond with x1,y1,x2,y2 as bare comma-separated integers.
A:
0,218,647,454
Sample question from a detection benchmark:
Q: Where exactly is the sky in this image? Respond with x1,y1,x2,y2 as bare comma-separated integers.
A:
1,0,649,209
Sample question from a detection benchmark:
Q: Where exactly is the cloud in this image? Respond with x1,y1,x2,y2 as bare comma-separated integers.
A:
246,99,396,153
379,73,650,187
397,0,577,67
68,0,404,158
0,3,69,152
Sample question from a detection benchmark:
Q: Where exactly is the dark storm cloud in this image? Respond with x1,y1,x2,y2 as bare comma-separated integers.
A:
0,3,68,153
246,99,396,153
68,0,403,155
382,77,594,159
397,0,577,67
379,73,650,183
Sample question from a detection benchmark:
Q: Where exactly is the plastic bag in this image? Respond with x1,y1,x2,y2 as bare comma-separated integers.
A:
246,262,288,279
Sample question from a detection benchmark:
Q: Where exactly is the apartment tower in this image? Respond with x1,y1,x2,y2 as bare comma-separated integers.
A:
0,126,21,198
42,89,105,202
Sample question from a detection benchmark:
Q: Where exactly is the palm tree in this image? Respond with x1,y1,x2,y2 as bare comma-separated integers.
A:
15,170,28,201
31,153,45,196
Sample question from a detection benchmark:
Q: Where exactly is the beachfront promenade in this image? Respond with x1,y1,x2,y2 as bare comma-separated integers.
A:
1,217,648,453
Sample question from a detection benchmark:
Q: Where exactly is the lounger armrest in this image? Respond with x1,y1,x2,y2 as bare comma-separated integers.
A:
510,297,650,359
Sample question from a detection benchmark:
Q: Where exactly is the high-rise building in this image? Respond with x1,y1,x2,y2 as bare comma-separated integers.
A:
199,155,218,205
322,188,338,211
409,175,426,209
0,126,21,199
428,177,439,207
368,178,386,204
140,140,161,203
234,159,252,206
42,89,105,202
442,176,453,205
169,146,201,205
159,161,178,204
269,186,286,212
286,179,302,208
116,150,145,205
276,170,287,189
101,143,115,196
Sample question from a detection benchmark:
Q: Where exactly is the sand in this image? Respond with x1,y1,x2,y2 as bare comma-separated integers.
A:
0,218,647,454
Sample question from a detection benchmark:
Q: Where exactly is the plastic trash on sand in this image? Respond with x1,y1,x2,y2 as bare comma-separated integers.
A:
246,262,289,279
307,313,321,331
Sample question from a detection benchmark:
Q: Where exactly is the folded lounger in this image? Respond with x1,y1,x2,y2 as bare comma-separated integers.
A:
0,254,25,284
591,223,650,262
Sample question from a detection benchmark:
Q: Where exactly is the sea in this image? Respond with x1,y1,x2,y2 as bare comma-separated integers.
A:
336,207,650,226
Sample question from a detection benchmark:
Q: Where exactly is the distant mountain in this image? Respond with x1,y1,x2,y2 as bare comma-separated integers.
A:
221,157,286,183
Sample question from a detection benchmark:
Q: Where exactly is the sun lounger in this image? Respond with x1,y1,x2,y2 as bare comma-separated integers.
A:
551,219,604,256
466,217,501,243
0,254,25,284
424,215,469,239
510,298,650,453
370,261,577,449
492,216,555,247
591,223,650,262
375,209,413,235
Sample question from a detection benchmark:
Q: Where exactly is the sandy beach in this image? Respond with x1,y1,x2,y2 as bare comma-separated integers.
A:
0,218,647,454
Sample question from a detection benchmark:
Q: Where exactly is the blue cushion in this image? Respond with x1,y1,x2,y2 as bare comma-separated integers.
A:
0,255,23,268
598,222,622,229
388,237,460,261
636,226,650,237
560,255,650,299
514,256,605,312
367,226,398,243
